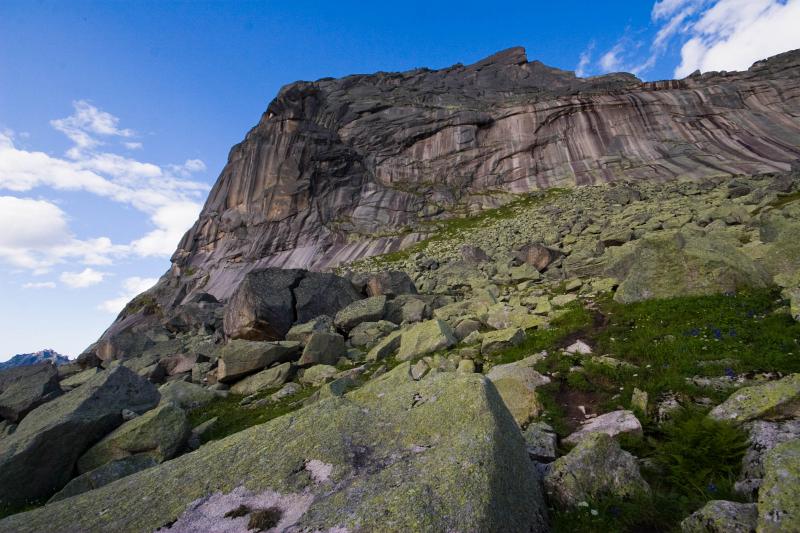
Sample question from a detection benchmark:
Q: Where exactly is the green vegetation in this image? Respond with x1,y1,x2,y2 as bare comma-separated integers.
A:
122,293,161,317
187,386,314,444
550,408,748,532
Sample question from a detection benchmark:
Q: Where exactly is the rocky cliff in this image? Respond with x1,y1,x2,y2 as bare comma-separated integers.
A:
169,46,800,305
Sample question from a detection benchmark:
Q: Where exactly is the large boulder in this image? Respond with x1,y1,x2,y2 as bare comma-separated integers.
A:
158,381,217,410
0,363,62,423
544,432,650,508
481,327,526,356
757,439,800,532
49,455,158,503
293,272,361,324
0,366,549,532
223,268,304,341
217,340,301,383
334,296,386,332
348,320,399,349
296,331,346,367
396,319,457,361
0,366,159,506
563,410,643,446
680,500,757,533
607,229,769,303
709,374,800,424
285,315,336,346
514,243,563,271
77,403,190,473
486,354,550,427
363,271,417,297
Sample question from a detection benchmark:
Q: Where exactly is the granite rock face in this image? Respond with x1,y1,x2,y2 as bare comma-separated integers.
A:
0,363,62,423
122,47,800,317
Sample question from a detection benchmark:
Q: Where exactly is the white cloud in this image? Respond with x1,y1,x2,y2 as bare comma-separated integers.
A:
22,281,56,289
124,142,143,150
98,276,158,314
0,196,124,270
0,103,210,270
59,268,106,288
575,42,595,77
600,42,625,72
673,0,800,77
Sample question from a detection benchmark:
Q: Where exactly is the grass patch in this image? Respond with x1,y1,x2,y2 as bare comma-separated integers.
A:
187,386,315,444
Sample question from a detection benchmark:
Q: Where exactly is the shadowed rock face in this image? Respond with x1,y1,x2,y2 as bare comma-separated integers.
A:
169,46,800,301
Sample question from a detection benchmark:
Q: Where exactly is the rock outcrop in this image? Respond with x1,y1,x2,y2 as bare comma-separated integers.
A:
0,365,548,532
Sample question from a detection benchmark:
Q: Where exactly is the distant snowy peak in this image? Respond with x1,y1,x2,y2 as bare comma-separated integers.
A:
0,349,71,370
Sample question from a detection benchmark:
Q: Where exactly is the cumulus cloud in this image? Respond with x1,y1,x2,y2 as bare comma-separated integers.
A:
0,102,210,272
59,268,107,288
575,42,595,77
0,196,124,270
124,141,143,150
673,0,800,77
578,0,800,78
98,276,158,314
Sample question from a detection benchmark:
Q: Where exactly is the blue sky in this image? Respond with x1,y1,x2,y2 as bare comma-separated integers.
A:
1,0,799,359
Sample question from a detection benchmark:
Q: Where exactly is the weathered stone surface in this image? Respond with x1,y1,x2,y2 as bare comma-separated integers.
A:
159,381,217,410
514,243,563,271
0,367,549,532
222,268,303,341
217,340,301,383
348,320,398,349
757,439,800,532
709,374,800,424
366,330,402,361
544,432,650,508
364,271,417,297
299,364,338,386
0,366,159,506
285,315,335,346
297,331,346,367
384,294,429,324
77,403,190,473
607,229,770,303
741,419,800,479
481,327,526,356
0,363,62,423
230,363,294,395
486,355,550,427
396,319,457,361
523,421,558,462
294,272,362,324
563,410,643,445
680,500,757,533
59,367,100,390
49,455,158,503
334,296,386,331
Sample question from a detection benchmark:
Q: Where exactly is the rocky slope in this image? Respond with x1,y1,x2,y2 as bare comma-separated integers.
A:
0,349,69,370
3,49,800,532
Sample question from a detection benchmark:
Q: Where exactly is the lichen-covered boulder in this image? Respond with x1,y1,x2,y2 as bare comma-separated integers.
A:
709,374,800,424
348,320,398,349
0,366,159,506
486,355,550,427
757,439,800,532
293,272,362,324
563,410,643,446
0,365,548,533
396,319,457,361
481,327,526,356
217,340,301,383
544,432,650,508
0,363,62,423
680,500,757,533
77,403,190,473
158,381,217,410
285,315,335,346
366,330,402,361
296,331,346,367
49,455,158,503
523,421,558,462
384,294,429,324
334,296,387,332
230,363,294,396
298,364,338,386
607,229,769,303
741,419,800,479
484,303,546,330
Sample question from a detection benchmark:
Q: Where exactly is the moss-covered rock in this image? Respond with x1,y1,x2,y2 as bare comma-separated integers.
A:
486,355,550,427
77,403,190,473
49,455,158,503
333,295,387,331
217,340,301,383
0,365,548,532
544,432,650,508
481,327,526,356
230,363,293,396
158,381,217,410
708,374,800,424
680,500,757,533
757,439,800,532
